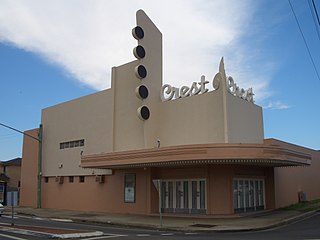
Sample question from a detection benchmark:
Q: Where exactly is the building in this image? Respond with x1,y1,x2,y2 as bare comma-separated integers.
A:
0,157,22,205
20,10,320,215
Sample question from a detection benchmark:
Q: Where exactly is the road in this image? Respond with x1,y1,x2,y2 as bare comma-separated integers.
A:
0,212,319,239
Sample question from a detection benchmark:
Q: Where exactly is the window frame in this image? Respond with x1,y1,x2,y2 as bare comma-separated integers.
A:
69,176,74,183
79,176,85,183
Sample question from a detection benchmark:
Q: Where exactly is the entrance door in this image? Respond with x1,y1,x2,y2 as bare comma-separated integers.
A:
233,178,265,213
161,179,206,214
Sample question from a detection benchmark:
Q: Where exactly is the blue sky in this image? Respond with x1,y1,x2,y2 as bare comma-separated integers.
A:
0,0,319,160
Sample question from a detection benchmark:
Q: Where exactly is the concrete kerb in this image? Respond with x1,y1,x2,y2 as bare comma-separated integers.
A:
11,208,320,234
61,209,320,233
0,224,103,239
213,210,319,233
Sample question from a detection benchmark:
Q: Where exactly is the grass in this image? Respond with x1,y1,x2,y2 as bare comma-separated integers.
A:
284,199,320,211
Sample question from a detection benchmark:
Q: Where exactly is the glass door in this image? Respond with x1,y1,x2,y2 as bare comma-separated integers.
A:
233,178,265,213
160,179,206,214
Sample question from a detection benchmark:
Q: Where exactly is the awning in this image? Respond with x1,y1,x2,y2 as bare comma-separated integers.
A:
81,139,312,169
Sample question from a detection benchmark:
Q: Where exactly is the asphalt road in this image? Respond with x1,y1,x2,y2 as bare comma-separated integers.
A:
0,212,319,239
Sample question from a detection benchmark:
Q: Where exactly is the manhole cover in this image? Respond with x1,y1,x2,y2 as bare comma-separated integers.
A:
190,224,217,228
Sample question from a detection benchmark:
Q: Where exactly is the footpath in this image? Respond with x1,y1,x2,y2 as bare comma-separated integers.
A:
1,203,319,238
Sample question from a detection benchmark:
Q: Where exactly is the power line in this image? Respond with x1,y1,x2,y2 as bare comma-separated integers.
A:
308,0,320,40
312,0,320,26
0,123,40,142
288,0,320,82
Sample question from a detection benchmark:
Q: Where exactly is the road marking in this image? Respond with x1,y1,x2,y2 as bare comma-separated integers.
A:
185,232,198,235
1,216,18,219
50,218,73,222
0,233,28,240
161,233,174,236
136,234,151,236
82,234,128,239
0,223,11,226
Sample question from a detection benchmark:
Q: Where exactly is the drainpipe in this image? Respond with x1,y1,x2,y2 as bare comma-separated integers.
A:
37,124,43,208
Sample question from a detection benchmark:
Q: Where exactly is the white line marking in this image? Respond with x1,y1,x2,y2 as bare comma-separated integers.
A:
1,216,18,219
161,233,174,236
50,218,73,222
82,234,128,239
136,234,151,236
185,232,198,235
19,216,31,219
0,223,11,226
0,233,28,240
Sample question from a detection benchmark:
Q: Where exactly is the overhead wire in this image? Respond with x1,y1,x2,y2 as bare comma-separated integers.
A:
308,0,320,40
311,0,320,26
288,0,320,82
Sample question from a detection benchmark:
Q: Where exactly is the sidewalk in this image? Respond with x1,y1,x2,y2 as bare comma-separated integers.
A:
4,206,319,233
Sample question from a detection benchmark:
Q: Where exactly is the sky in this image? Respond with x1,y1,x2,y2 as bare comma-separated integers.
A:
0,0,319,161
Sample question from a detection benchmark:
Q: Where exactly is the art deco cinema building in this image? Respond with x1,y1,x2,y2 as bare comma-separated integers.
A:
20,10,320,216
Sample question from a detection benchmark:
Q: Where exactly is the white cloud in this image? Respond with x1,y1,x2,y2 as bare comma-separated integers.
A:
263,101,290,110
0,0,274,102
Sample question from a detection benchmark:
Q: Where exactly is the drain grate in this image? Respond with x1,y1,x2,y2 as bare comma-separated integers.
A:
190,224,217,228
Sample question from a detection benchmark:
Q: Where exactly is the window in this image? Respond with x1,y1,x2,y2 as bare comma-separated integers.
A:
44,177,49,183
69,176,74,183
59,139,85,150
124,174,136,203
79,176,85,183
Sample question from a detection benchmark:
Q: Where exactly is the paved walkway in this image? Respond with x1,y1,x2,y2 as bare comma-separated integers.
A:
4,206,319,233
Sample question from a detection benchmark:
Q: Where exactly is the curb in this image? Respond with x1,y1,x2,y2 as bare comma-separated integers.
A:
212,210,319,233
69,210,320,233
12,208,320,234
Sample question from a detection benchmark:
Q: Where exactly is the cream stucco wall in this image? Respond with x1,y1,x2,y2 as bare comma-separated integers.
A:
155,89,225,147
41,90,113,176
226,92,264,144
112,10,163,151
112,61,145,151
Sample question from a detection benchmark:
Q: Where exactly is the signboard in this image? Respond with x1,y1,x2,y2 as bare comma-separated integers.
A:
124,174,135,203
124,187,135,203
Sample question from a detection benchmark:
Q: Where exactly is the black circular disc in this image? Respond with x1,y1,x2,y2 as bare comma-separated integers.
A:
135,65,147,79
133,45,146,59
132,26,144,40
139,106,150,120
138,85,148,99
